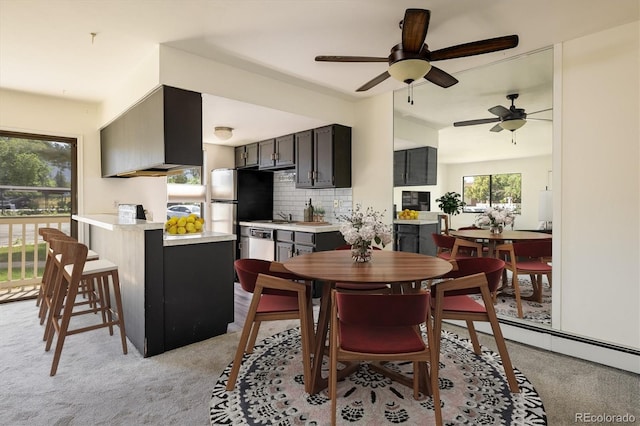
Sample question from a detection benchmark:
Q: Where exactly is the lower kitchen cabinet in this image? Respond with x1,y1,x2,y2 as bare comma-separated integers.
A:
394,223,438,256
275,229,345,297
163,240,234,352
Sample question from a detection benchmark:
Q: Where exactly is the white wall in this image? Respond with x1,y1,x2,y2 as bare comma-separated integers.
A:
352,93,394,225
559,21,639,347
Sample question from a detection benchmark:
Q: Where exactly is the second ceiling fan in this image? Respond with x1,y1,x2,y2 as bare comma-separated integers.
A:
315,8,519,92
453,94,552,133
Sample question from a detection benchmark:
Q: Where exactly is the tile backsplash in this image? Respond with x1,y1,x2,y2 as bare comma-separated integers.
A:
272,171,352,223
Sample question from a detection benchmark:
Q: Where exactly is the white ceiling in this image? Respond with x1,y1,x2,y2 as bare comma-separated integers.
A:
1,0,638,160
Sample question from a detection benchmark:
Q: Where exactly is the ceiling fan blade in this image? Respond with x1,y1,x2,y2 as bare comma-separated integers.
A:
424,66,458,88
489,105,511,118
490,123,504,132
402,9,430,53
527,117,553,122
453,117,500,127
315,55,388,63
527,107,553,115
356,70,391,92
429,35,519,61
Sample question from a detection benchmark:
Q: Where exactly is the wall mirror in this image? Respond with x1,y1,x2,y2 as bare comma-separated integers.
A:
393,47,553,329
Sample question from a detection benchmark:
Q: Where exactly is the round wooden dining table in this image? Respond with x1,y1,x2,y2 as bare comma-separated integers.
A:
449,229,551,257
284,250,453,395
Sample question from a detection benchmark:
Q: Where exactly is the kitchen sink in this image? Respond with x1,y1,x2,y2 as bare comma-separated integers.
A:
252,219,298,224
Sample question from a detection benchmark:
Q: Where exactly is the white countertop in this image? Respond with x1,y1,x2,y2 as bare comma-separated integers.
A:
239,221,342,233
73,214,236,245
163,231,236,246
393,219,439,225
73,214,164,231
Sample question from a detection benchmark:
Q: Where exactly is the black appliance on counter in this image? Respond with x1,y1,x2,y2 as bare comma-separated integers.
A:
118,204,146,220
211,168,273,258
401,191,430,211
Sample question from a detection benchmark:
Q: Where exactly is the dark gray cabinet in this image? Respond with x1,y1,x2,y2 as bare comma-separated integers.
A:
100,85,203,177
275,229,345,262
258,134,295,170
394,146,437,186
295,124,351,189
235,143,258,168
163,240,234,352
393,223,438,256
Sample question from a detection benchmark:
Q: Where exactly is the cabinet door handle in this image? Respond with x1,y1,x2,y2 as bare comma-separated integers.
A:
275,152,279,160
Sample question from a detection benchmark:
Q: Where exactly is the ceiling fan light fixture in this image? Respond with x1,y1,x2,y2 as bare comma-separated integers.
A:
388,59,432,84
214,126,234,140
499,118,526,131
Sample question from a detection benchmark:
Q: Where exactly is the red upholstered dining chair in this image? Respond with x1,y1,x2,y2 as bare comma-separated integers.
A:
432,234,483,261
496,239,552,318
227,259,314,392
457,225,489,254
333,245,390,293
329,289,442,426
430,257,520,393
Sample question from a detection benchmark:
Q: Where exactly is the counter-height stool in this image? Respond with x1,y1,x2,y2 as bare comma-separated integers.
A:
43,239,127,376
36,228,99,315
38,232,100,324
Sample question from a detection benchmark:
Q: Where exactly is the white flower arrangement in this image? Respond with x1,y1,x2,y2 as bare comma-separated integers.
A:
475,206,516,228
339,204,393,248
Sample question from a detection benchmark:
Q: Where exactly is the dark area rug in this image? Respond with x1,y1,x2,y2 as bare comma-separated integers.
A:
209,328,547,425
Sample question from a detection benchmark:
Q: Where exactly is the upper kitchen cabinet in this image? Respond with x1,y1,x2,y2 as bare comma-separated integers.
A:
295,124,351,189
394,146,437,186
235,143,258,169
258,134,295,170
101,85,203,177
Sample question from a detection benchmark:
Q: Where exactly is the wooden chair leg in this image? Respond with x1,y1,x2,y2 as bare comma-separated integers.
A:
109,270,128,354
512,272,524,318
466,320,482,355
49,278,79,376
246,320,261,353
546,273,552,288
481,287,520,393
226,288,262,391
425,308,442,426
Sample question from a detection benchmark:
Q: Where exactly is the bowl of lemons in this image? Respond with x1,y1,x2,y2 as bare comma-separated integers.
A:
165,214,205,235
398,209,419,220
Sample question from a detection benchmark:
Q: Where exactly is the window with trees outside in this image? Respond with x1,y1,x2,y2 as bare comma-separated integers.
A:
462,173,521,214
0,132,75,217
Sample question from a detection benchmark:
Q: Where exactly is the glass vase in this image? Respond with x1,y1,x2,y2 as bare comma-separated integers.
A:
490,224,503,234
351,241,372,263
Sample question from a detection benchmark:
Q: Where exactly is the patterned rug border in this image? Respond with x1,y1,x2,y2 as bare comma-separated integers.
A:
210,328,547,425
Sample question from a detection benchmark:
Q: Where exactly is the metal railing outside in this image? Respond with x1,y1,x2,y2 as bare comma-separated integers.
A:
0,215,71,291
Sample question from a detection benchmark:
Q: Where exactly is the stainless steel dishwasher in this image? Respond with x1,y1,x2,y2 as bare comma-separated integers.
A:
248,227,275,261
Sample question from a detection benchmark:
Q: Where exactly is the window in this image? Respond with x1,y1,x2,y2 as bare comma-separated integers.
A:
462,173,521,214
0,132,76,218
166,167,205,219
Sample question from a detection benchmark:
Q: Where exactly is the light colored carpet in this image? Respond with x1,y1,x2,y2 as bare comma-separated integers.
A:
1,298,637,425
0,299,293,426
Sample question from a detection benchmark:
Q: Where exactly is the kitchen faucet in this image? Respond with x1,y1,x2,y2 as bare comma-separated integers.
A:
277,212,292,221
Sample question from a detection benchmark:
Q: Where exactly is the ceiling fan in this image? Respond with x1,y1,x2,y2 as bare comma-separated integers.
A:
453,93,552,133
315,8,519,93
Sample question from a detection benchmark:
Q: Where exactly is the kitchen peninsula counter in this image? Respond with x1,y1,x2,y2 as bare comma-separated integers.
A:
239,220,341,233
73,214,235,357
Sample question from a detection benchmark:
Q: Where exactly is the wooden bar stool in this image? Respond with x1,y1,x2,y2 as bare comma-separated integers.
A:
43,239,127,376
38,232,100,323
